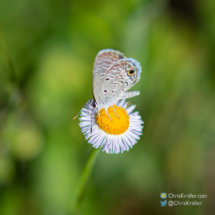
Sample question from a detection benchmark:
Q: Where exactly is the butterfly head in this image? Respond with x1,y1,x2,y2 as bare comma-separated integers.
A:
125,58,142,83
91,99,97,108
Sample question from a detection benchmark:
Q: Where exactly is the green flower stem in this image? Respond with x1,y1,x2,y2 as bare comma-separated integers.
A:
71,147,101,215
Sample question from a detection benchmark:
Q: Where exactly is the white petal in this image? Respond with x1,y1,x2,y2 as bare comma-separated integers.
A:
117,99,125,107
93,135,105,148
113,141,120,154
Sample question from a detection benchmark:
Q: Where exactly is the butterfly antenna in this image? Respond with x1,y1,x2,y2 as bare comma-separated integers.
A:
126,101,132,108
73,112,80,120
73,102,89,120
73,107,84,120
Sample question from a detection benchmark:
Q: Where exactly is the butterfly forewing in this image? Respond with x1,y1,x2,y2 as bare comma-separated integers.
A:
93,49,125,103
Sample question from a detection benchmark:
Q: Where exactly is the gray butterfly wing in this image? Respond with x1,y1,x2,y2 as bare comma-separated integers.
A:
93,49,125,104
97,58,141,107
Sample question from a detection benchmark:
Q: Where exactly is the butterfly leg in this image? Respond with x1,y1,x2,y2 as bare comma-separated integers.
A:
119,91,140,99
97,109,100,118
110,105,120,119
105,107,113,122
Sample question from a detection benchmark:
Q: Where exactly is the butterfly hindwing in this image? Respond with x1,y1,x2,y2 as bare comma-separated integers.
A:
99,59,140,106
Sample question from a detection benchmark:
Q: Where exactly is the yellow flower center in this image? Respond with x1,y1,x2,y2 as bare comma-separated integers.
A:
96,105,129,135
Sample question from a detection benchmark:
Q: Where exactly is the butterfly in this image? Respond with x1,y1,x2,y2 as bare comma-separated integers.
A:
74,49,142,119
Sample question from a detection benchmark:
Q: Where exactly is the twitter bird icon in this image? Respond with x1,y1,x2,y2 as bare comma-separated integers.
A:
160,200,167,207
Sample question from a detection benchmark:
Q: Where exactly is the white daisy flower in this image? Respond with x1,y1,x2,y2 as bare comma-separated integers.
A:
79,99,144,154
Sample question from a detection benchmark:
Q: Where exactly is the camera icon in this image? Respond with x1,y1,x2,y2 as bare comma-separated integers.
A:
160,192,167,199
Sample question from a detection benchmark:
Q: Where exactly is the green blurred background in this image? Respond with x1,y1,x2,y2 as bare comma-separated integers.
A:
0,0,215,214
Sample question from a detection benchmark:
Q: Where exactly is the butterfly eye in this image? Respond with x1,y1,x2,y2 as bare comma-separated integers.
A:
128,67,136,75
